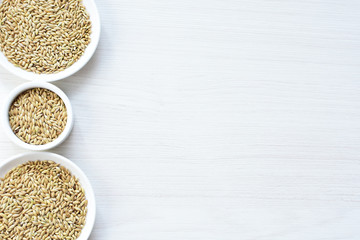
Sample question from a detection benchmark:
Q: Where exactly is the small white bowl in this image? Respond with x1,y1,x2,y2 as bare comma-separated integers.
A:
0,152,96,240
0,0,101,82
2,82,74,151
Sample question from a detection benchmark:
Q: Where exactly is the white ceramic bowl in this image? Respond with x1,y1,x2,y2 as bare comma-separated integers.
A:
0,152,96,240
0,0,100,82
2,82,74,150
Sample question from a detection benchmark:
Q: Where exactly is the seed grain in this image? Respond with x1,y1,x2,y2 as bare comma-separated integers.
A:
9,88,67,145
0,0,91,74
0,160,87,240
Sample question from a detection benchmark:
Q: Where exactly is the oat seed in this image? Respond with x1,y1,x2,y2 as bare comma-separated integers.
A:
0,160,87,240
0,0,91,74
9,88,67,145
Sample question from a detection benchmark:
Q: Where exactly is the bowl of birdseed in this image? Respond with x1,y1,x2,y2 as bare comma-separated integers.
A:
0,152,96,240
0,0,100,81
2,82,74,150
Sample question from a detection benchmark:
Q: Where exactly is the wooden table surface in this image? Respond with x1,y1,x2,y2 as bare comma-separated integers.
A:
1,0,360,239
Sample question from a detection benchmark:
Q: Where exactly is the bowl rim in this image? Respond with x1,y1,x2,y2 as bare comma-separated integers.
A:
0,0,101,82
1,82,74,151
0,152,96,240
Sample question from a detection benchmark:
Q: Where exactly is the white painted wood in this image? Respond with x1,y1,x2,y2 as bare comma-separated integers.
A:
1,0,360,239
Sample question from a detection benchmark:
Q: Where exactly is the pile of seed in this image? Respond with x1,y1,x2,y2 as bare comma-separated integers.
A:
9,88,67,145
0,160,87,239
0,0,91,74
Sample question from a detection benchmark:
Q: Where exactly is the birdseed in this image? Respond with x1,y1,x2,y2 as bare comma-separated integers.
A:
0,160,87,240
0,0,91,74
9,88,67,145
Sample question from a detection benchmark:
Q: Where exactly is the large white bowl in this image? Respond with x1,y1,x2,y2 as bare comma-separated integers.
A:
0,0,101,82
0,152,96,240
2,82,74,150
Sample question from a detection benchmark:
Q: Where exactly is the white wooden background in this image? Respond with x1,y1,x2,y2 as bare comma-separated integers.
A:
1,0,360,239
